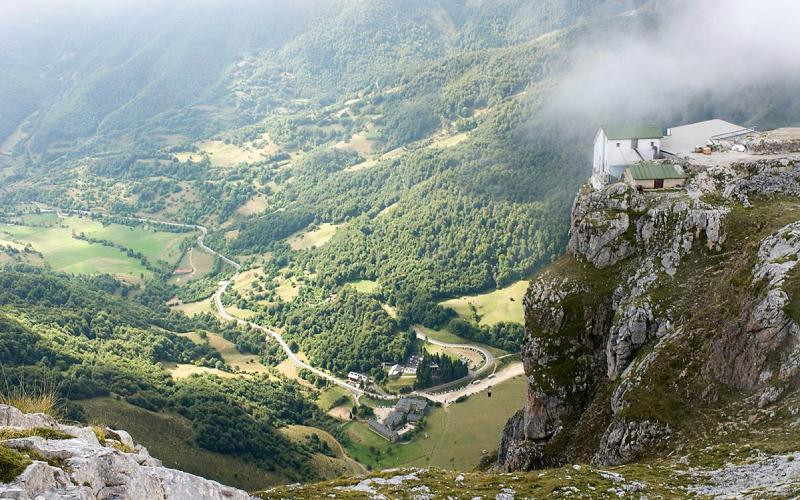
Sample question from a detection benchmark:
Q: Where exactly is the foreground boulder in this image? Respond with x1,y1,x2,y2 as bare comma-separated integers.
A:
0,404,253,500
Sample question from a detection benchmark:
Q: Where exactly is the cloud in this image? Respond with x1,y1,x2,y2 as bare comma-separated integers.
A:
546,0,800,127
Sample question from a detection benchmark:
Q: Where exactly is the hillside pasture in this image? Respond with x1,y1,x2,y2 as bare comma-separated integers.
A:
174,134,279,168
236,195,269,216
206,332,269,373
79,397,288,490
342,375,526,470
346,279,379,294
64,216,189,264
279,425,366,478
287,223,340,250
0,222,149,282
171,298,214,317
162,362,237,379
439,279,528,326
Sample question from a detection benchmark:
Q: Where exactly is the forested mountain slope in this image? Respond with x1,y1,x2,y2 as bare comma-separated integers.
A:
2,0,800,494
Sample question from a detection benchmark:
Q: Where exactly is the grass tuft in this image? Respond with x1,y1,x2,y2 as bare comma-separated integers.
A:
0,367,61,418
0,445,32,483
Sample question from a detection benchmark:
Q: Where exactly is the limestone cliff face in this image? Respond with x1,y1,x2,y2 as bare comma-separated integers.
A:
0,404,254,500
497,155,800,471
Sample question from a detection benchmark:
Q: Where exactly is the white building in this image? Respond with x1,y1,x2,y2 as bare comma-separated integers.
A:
347,371,369,384
592,125,664,189
660,119,749,155
388,364,403,379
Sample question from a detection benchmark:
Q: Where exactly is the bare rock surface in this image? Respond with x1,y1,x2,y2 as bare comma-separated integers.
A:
0,404,254,500
498,155,800,475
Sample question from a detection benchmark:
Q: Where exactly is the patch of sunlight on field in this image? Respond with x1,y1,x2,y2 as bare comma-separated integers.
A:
439,280,528,326
63,216,189,264
79,397,286,490
171,298,214,317
274,276,300,302
287,223,340,250
236,195,269,216
381,303,398,319
347,279,379,293
280,425,366,477
0,223,149,282
205,332,269,373
333,132,374,155
162,362,237,379
174,134,279,167
342,375,526,471
429,131,469,149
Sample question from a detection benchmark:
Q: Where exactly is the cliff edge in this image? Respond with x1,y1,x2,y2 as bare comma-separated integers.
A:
497,151,800,475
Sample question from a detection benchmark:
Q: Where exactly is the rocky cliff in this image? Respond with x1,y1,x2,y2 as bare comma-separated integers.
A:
497,153,800,474
0,404,253,499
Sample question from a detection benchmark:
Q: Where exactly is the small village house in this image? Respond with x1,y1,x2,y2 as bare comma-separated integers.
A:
623,163,687,190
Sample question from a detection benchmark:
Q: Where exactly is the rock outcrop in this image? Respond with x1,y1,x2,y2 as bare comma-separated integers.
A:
497,156,800,472
0,405,254,500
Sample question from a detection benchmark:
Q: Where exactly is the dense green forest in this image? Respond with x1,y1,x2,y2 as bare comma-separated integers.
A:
3,1,800,487
0,265,336,481
415,349,469,389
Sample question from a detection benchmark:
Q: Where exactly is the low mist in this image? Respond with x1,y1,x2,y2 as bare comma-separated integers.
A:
547,0,800,128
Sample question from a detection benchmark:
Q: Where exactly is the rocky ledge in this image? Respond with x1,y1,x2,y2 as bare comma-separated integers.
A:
0,404,253,500
497,154,800,476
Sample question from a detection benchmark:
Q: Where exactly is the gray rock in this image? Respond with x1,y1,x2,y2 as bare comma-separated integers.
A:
592,419,671,466
0,406,256,500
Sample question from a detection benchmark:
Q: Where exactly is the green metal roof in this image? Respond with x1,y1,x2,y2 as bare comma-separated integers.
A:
602,125,664,140
627,163,687,180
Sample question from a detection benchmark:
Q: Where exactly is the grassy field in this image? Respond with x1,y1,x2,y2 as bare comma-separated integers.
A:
279,425,366,478
346,279,379,294
317,386,353,412
174,135,279,168
171,298,214,317
236,195,269,216
333,132,374,155
64,216,188,264
381,303,398,318
168,248,215,285
80,397,287,490
274,276,300,302
287,223,339,250
0,215,190,282
429,131,469,149
439,279,529,326
342,375,526,470
0,222,149,282
162,362,237,379
384,375,416,392
206,332,269,373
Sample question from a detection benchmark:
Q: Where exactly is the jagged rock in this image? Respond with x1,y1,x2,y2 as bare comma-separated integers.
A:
606,302,653,379
0,406,255,500
568,184,645,269
591,419,671,466
0,405,58,429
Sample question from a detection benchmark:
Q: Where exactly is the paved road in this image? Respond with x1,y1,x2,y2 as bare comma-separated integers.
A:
422,361,525,405
33,203,515,403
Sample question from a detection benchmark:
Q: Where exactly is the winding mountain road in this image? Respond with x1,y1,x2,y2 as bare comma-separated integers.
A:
32,204,520,404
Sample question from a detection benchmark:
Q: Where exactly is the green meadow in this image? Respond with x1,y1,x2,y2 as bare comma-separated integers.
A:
0,215,190,282
343,375,526,470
